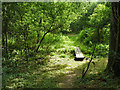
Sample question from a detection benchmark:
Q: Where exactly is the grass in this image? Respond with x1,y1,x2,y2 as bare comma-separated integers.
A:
2,34,120,89
73,58,120,88
74,72,120,88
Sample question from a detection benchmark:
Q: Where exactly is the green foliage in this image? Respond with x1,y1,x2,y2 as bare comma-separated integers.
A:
89,4,111,27
41,33,63,47
95,44,109,57
2,2,80,60
59,54,66,58
2,2,115,89
75,2,111,57
73,58,120,88
2,2,78,62
50,52,55,56
70,2,97,33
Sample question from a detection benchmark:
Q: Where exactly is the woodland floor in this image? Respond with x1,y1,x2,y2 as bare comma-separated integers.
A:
36,35,120,88
49,37,85,88
35,35,87,88
3,35,120,88
32,35,111,88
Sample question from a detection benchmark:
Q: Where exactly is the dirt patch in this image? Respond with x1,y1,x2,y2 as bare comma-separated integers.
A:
58,73,77,88
58,67,82,88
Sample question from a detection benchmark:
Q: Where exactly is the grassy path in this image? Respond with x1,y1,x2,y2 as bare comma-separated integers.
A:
48,35,86,88
4,35,115,88
35,35,110,88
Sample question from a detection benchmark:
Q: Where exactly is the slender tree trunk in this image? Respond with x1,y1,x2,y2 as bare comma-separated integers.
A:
97,28,100,43
36,30,50,52
37,31,41,44
36,19,42,44
82,44,96,79
35,24,62,52
105,2,120,77
5,31,8,59
4,20,9,59
23,26,28,61
2,34,5,48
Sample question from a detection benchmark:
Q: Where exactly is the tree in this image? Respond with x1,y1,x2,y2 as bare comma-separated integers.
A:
2,3,15,59
70,2,97,33
77,2,111,50
105,2,120,77
2,2,79,60
34,2,76,52
88,3,111,43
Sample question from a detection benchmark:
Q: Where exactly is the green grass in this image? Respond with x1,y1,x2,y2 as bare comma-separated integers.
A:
2,34,120,89
4,57,118,88
73,58,120,88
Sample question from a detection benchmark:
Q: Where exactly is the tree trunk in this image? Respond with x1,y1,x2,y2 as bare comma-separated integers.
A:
97,28,100,43
105,2,120,77
37,31,41,44
35,30,50,52
23,25,28,61
4,20,9,59
2,34,5,48
35,24,62,52
5,31,8,59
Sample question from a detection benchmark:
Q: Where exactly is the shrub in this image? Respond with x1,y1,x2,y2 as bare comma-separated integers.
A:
59,54,66,58
50,52,55,56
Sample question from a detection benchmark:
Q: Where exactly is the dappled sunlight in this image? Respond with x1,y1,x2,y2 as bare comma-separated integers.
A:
73,58,110,88
2,2,120,89
29,35,109,88
40,36,90,88
3,33,112,88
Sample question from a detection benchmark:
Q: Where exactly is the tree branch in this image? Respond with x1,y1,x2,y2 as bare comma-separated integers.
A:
81,44,96,79
35,24,62,52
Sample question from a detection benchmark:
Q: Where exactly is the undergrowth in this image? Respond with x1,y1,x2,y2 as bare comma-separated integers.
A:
2,34,120,89
74,58,120,88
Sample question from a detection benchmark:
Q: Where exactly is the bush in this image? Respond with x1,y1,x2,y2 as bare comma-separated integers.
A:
59,54,66,58
95,44,109,57
76,26,109,57
50,52,55,56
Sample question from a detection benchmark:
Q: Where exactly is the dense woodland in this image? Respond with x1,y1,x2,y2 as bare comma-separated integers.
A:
2,1,120,88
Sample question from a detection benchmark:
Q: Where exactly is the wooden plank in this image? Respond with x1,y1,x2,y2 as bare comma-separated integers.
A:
74,47,85,61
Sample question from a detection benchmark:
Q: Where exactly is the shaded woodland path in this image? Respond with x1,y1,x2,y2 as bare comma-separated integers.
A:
32,35,108,88
3,35,112,88
48,35,87,88
58,67,81,88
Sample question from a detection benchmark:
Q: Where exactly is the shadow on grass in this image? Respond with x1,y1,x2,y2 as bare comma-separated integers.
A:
3,57,120,88
38,64,68,73
70,58,120,88
2,63,69,88
74,71,120,88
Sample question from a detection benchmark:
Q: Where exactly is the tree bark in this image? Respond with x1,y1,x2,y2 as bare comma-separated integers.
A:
4,20,9,59
23,25,29,61
37,19,42,44
97,28,100,43
35,24,62,52
105,2,120,77
82,44,96,79
5,30,8,59
35,30,50,52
